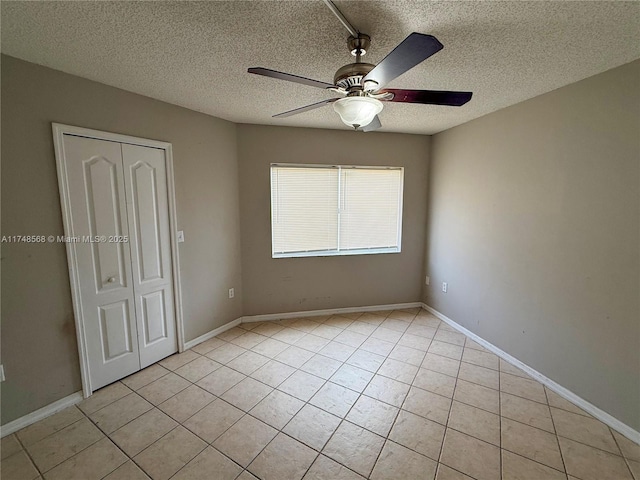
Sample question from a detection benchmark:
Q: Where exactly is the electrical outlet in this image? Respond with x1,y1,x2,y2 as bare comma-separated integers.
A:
228,288,235,299
442,282,448,293
0,365,5,382
177,230,185,243
425,276,430,285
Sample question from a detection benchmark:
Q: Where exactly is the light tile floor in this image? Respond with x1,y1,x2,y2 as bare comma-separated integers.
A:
2,308,639,480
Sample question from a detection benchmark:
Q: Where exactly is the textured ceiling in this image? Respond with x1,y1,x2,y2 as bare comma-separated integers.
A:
2,1,639,135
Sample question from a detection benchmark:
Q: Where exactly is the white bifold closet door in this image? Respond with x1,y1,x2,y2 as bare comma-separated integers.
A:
64,135,177,390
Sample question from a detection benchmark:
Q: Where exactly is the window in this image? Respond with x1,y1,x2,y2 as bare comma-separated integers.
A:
270,164,404,258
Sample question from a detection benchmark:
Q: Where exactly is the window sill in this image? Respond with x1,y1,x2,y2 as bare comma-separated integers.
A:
272,247,401,259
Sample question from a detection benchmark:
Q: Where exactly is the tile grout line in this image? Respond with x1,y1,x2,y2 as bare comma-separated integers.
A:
499,449,570,478
31,316,503,478
544,385,570,479
336,310,418,479
79,389,161,479
14,306,632,480
281,310,411,478
86,391,152,437
362,362,406,479
435,321,463,479
17,411,107,478
549,422,632,459
12,428,45,479
0,311,488,478
133,423,208,480
608,425,636,480
177,309,583,478
96,436,141,480
432,321,576,478
169,309,398,480
235,310,395,480
29,314,561,478
80,379,214,480
266,310,390,479
142,311,634,478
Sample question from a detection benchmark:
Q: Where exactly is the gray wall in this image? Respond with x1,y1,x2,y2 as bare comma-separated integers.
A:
238,125,429,316
3,52,638,436
1,55,243,424
424,60,640,430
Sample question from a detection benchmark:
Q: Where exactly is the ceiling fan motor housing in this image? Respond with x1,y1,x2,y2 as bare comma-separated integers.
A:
333,62,377,92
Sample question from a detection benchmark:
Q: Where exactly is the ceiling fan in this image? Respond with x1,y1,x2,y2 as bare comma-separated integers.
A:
248,0,472,132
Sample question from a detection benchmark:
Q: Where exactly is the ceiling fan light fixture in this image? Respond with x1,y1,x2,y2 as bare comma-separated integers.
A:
333,96,383,129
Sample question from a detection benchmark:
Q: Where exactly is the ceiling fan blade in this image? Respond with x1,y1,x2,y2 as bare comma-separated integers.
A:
363,33,443,89
359,115,382,132
382,89,472,106
273,98,338,118
248,67,335,89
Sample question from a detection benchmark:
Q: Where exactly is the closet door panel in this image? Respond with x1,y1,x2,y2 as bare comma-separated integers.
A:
141,290,168,344
122,144,177,367
129,161,163,283
63,135,140,389
99,300,134,361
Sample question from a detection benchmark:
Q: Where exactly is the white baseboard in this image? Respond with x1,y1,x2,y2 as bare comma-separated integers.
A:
7,303,636,447
183,317,242,350
0,391,83,438
422,303,640,445
241,302,423,323
1,318,244,439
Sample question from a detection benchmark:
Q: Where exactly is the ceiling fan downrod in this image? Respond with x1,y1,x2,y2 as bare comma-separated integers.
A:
322,0,358,37
323,0,377,95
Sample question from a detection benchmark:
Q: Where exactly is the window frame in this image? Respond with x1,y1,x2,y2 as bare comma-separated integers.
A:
270,163,404,259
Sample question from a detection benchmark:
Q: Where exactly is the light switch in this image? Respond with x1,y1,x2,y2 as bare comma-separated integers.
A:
177,230,185,243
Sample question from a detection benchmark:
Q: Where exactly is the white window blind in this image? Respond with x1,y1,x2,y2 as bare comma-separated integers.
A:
271,164,403,258
271,166,339,254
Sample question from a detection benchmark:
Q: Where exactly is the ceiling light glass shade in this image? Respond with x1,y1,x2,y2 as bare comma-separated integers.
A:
333,97,383,129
